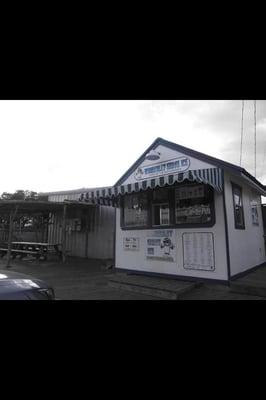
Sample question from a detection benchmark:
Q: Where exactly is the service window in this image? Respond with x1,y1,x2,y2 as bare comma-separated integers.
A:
152,203,170,226
232,183,245,229
152,188,170,226
123,192,149,227
175,184,214,226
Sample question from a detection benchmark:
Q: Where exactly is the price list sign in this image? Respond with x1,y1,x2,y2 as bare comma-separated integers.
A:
182,232,215,271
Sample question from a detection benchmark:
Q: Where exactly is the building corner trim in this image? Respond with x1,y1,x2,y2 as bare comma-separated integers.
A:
222,170,231,280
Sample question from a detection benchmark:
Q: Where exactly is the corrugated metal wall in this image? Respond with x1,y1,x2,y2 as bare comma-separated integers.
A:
49,193,83,202
48,193,115,260
86,205,115,259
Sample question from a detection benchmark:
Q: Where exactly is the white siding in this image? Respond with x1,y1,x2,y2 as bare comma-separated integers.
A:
115,190,228,281
224,172,266,277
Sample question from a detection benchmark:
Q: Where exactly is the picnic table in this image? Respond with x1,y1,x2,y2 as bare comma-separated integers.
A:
0,241,62,260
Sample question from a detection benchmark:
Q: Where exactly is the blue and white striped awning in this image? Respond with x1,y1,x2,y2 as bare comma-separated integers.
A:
79,168,223,206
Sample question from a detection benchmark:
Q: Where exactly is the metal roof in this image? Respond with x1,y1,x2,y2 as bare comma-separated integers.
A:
0,200,96,215
39,186,113,197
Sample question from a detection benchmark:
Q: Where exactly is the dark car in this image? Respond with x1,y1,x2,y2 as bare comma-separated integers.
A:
0,269,55,300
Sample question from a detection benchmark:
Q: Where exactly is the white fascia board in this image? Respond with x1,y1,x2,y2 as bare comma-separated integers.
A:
240,173,266,196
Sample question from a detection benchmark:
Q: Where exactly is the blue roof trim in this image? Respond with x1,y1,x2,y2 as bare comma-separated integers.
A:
114,137,161,186
114,137,265,192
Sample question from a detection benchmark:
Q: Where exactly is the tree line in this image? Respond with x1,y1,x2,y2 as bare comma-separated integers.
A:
0,190,47,201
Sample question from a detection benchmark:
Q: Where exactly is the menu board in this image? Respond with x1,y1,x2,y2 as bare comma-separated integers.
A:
146,230,176,262
182,232,215,271
123,237,140,251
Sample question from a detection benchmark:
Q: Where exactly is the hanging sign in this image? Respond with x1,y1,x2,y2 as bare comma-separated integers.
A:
134,157,190,180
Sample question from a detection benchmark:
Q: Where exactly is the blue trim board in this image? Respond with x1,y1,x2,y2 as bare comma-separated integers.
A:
115,137,160,186
222,170,231,280
115,267,229,285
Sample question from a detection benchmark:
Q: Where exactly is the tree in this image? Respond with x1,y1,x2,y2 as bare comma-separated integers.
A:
1,192,13,200
11,190,26,200
1,190,40,201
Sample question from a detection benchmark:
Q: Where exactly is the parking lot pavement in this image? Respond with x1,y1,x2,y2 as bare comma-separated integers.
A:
0,257,265,300
0,257,160,300
178,284,265,300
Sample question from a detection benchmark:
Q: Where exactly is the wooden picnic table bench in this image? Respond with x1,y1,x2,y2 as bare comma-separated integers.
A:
0,242,62,260
0,247,38,259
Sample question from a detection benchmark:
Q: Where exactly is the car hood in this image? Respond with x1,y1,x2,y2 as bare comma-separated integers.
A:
0,269,38,280
0,269,50,290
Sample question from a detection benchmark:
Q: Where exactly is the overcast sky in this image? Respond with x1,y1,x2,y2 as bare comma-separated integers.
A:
0,100,265,195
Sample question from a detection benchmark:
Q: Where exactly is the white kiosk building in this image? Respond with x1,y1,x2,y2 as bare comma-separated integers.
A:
80,137,266,282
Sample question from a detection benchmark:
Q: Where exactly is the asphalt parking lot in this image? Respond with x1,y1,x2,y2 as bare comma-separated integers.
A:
0,256,265,300
0,257,159,300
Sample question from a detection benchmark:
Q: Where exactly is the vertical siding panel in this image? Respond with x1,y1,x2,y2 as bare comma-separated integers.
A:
47,193,116,259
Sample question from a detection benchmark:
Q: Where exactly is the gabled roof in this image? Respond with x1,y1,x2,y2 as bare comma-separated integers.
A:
114,137,265,193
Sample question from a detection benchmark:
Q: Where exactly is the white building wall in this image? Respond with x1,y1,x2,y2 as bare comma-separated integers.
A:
115,190,228,281
224,172,266,277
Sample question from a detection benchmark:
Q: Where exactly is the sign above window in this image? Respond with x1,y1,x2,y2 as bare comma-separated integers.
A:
134,156,190,181
175,184,204,200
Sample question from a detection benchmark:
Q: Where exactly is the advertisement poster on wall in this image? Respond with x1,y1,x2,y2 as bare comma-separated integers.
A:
250,201,259,225
146,230,176,262
123,237,140,251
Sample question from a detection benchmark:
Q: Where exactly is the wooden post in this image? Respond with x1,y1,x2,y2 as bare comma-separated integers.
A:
62,204,67,263
6,205,18,268
85,209,90,259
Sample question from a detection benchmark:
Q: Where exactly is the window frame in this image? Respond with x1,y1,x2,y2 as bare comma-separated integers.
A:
231,182,245,230
174,183,215,228
120,183,216,230
152,202,170,227
121,191,150,229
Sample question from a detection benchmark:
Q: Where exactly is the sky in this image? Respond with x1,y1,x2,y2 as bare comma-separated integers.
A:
0,100,265,195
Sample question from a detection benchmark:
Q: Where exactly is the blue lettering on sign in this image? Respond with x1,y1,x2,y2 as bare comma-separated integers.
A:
166,162,175,169
135,157,190,180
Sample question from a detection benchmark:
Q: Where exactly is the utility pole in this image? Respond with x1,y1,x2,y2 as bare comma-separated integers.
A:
254,100,257,178
240,100,245,167
61,204,67,263
6,205,18,268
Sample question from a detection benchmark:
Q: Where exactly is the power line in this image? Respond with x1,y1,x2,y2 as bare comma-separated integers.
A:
240,100,245,166
261,140,266,179
254,100,257,178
